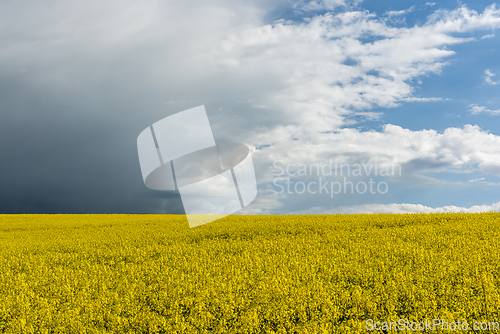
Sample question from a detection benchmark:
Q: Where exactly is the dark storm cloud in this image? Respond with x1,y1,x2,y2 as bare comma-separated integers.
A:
0,69,186,213
0,0,253,213
0,0,297,214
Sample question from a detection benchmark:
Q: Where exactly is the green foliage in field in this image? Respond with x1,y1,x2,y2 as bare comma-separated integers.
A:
1,213,500,333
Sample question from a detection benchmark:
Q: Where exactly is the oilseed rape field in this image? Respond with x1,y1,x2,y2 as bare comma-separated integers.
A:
1,213,500,333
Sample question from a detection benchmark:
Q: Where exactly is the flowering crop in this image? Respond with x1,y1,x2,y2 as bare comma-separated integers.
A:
1,213,500,333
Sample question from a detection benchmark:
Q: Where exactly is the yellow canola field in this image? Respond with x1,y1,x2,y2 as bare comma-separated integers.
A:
1,213,500,333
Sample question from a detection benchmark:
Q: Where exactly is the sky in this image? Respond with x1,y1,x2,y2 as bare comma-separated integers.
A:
1,0,500,214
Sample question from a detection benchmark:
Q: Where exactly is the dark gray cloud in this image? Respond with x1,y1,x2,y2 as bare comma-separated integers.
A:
0,0,294,213
0,71,184,213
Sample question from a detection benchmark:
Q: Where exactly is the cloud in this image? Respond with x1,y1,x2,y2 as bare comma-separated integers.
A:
468,103,500,115
484,68,499,85
259,124,500,178
385,6,416,17
293,0,362,11
300,201,500,213
0,0,268,213
468,177,485,182
425,4,500,33
236,121,500,214
481,33,495,39
218,4,500,140
403,97,451,102
217,5,500,189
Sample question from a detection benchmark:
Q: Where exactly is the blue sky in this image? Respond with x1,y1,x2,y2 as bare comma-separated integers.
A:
0,0,500,214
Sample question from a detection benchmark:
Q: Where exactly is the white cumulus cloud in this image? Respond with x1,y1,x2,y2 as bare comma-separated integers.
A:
484,68,500,85
299,201,500,213
468,103,500,115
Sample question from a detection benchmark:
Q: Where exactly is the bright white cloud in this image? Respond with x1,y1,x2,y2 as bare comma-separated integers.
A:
256,124,500,180
468,103,500,115
219,5,500,135
240,122,500,214
425,4,500,33
484,68,499,85
403,97,450,102
300,201,500,213
385,6,415,17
